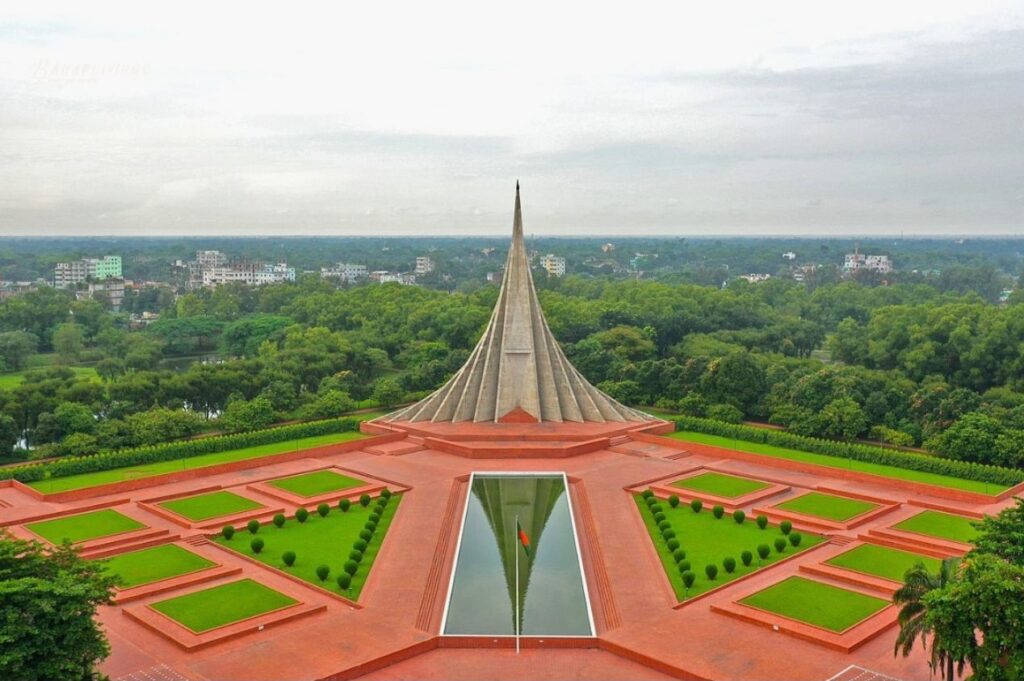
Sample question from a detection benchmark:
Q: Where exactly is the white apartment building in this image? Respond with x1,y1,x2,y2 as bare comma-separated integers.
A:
202,262,296,287
196,250,228,268
54,255,122,288
539,254,566,277
321,263,369,283
415,256,435,275
843,252,893,274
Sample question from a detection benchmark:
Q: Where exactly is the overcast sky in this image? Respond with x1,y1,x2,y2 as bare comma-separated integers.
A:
1,1,1022,236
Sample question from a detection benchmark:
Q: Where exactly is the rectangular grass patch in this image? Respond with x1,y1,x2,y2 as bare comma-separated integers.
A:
159,490,263,521
150,579,297,633
671,472,770,498
893,510,979,544
774,492,878,522
267,470,365,498
100,544,216,588
26,508,145,544
825,543,940,582
667,431,1009,494
214,493,400,600
635,495,824,600
740,576,889,632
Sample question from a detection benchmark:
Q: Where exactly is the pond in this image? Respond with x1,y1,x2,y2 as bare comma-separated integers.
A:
441,473,594,638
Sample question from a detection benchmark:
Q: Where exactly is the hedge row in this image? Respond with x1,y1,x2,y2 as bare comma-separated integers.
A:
674,416,1023,487
1,416,363,484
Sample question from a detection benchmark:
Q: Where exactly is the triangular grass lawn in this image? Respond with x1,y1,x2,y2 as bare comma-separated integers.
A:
267,470,365,497
774,492,878,522
159,490,264,521
893,510,979,544
739,576,888,632
150,578,297,633
635,495,824,600
99,544,217,588
825,543,940,582
215,493,400,600
26,508,145,544
671,472,770,498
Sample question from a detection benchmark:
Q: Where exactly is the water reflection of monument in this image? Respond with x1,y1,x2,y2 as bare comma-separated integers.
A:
472,475,563,632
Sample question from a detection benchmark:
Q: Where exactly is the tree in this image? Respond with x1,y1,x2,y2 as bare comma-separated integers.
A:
219,395,276,432
300,389,356,420
371,377,404,408
0,535,116,680
893,558,963,681
817,397,868,440
0,413,18,454
52,322,85,363
0,331,38,371
971,498,1024,567
926,412,1003,465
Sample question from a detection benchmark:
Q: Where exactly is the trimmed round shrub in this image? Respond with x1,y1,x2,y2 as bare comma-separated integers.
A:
756,514,768,530
273,513,286,528
780,520,792,535
316,564,330,582
364,520,378,533
339,498,352,512
359,493,371,507
672,549,687,562
666,538,680,552
654,512,666,523
712,505,724,519
337,574,352,590
757,544,771,560
344,559,359,576
733,510,746,524
359,529,372,542
221,525,235,540
644,496,657,508
740,550,753,566
381,488,392,499
369,512,381,524
682,571,696,589
677,559,691,573
317,503,330,518
349,549,364,562
658,520,671,532
690,499,703,513
650,503,663,515
723,556,736,573
668,495,680,508
353,538,368,552
662,529,676,541
296,507,309,523
641,489,654,499
282,550,296,567
705,564,719,580
774,537,787,553
247,519,260,534
251,537,264,553
789,532,803,547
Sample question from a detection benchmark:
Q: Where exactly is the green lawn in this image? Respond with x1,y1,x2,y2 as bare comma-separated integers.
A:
825,543,941,582
0,366,98,389
159,490,264,521
150,578,297,633
774,492,878,522
267,470,365,498
100,544,216,588
28,431,368,494
672,472,770,498
667,431,1008,495
894,510,980,544
26,508,145,544
635,495,824,600
740,576,889,632
215,493,400,600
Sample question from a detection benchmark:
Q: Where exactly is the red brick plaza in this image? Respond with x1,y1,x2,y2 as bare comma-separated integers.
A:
2,415,1019,681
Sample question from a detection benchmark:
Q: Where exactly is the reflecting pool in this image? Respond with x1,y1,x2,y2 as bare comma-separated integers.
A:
442,473,594,637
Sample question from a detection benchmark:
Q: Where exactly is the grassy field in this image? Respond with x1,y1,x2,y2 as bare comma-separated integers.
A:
740,576,889,632
28,431,368,494
671,471,770,498
267,470,365,497
150,578,297,632
636,495,824,600
159,490,264,521
26,508,145,544
215,493,400,600
667,431,1006,494
894,510,980,544
100,544,216,588
774,492,878,521
0,365,98,389
826,543,941,582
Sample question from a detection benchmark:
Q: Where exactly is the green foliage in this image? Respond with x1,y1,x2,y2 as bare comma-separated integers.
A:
250,537,264,553
247,519,260,534
359,529,372,542
773,537,787,553
672,549,686,562
282,550,296,566
780,520,792,535
315,564,330,582
706,403,743,423
219,395,277,433
705,564,718,580
757,544,770,560
741,550,753,566
723,556,736,573
668,494,679,508
338,498,351,512
343,560,359,576
353,539,367,552
682,571,696,589
654,512,666,523
733,510,746,524
666,538,680,552
359,493,371,507
756,514,768,529
336,573,351,590
712,505,724,519
641,489,654,499
971,498,1024,567
221,525,235,540
690,499,703,513
349,549,363,563
789,532,802,547
296,507,309,523
677,560,691,573
273,513,285,528
317,503,330,518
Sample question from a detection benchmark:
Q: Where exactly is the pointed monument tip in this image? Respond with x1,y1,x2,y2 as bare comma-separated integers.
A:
516,180,520,192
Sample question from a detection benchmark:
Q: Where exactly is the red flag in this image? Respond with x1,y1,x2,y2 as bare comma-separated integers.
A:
516,518,531,557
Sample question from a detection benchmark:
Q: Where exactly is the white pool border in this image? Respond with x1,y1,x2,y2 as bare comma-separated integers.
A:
438,471,596,638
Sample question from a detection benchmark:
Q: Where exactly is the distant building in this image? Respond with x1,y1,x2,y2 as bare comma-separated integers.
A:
791,264,818,283
370,271,416,285
54,255,122,289
415,256,435,275
196,250,228,269
539,254,566,277
321,263,368,283
739,273,771,283
83,278,126,310
782,251,797,260
202,262,295,287
844,249,892,274
0,280,41,300
601,243,616,253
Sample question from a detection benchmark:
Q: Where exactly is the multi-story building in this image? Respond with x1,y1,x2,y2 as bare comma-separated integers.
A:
201,262,295,287
85,278,126,310
843,250,893,274
320,263,368,284
539,254,566,277
782,251,797,260
196,250,228,269
54,255,122,288
415,256,435,275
